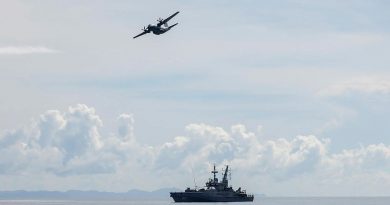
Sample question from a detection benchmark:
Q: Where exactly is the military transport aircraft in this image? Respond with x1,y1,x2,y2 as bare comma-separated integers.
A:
133,11,180,39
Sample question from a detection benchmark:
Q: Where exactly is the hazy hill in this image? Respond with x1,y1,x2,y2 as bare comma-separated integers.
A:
0,188,181,200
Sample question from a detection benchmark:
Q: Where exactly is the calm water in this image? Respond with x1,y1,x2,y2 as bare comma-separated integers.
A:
0,198,389,205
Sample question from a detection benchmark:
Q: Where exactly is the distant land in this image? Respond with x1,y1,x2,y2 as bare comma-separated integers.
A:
0,188,181,200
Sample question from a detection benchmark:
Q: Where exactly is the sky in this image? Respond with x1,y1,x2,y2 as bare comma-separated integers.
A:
0,0,390,196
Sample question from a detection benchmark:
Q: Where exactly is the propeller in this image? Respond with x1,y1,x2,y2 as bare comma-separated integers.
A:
157,17,163,23
142,26,149,32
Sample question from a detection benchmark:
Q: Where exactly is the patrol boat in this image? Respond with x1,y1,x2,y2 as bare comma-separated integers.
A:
170,164,254,202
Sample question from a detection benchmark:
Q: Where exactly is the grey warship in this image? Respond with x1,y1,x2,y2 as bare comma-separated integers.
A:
170,165,254,202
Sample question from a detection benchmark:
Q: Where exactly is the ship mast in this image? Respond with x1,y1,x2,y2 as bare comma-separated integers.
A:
212,164,218,183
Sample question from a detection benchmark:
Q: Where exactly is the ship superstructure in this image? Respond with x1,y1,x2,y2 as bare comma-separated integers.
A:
170,164,254,202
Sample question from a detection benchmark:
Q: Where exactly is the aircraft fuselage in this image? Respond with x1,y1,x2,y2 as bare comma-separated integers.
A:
147,25,169,35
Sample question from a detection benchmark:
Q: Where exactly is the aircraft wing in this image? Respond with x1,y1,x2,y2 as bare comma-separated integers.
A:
133,31,148,39
157,11,179,27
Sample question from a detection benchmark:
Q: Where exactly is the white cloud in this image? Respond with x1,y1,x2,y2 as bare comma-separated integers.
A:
318,77,390,97
0,104,389,194
328,143,390,174
0,46,58,55
117,114,135,142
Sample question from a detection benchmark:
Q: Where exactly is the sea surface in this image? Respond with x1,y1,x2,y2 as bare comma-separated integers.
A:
0,197,389,205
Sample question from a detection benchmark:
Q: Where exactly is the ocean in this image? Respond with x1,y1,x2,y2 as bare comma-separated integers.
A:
0,197,389,205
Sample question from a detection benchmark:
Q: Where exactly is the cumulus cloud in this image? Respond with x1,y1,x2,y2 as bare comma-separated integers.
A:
0,104,389,192
117,114,135,142
0,105,120,175
0,46,58,55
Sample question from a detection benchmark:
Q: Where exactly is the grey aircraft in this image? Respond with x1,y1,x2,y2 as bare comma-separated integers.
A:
133,11,179,39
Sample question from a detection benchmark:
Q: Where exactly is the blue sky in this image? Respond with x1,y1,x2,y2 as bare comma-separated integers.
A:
0,0,390,196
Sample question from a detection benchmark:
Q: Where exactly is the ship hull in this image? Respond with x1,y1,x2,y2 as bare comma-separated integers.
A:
170,192,254,202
